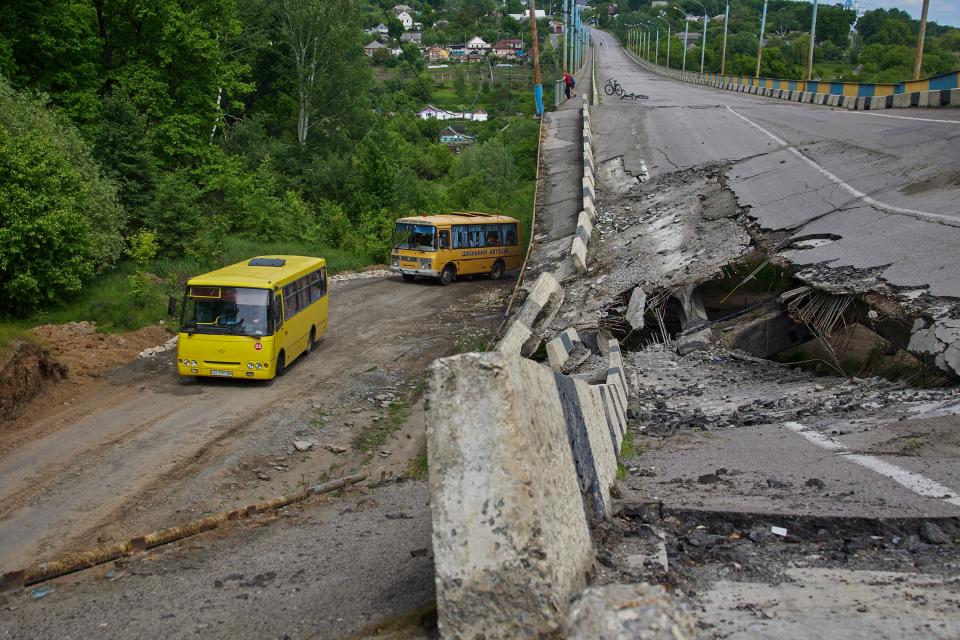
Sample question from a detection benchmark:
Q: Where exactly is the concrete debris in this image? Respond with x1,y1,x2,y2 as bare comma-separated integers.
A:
625,287,647,330
565,583,696,640
907,316,960,377
137,336,178,359
676,328,712,356
324,445,348,454
292,440,314,452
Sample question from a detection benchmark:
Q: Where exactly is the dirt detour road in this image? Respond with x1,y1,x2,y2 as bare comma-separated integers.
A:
0,274,507,575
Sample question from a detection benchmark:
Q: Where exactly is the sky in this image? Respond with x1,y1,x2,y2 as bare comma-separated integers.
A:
859,0,960,29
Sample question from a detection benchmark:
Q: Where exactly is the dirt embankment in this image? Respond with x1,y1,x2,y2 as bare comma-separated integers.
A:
0,321,171,423
0,341,67,421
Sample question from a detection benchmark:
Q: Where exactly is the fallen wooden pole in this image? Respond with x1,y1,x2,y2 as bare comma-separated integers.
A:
1,473,367,590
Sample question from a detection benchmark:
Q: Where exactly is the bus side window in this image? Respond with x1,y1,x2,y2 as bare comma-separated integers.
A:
320,267,327,296
297,277,310,310
309,271,322,303
273,293,284,330
439,230,450,249
284,284,299,320
504,224,518,246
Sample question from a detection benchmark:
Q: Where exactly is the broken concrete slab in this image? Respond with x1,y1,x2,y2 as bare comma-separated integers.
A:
625,286,647,330
565,584,695,640
676,328,713,356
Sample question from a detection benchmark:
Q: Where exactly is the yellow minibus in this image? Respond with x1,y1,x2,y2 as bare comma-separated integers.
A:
171,256,328,380
389,212,522,285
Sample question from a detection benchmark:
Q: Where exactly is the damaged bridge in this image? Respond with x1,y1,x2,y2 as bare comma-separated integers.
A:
422,27,960,640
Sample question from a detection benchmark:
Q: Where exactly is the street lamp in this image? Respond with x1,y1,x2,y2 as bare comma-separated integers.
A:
806,0,819,81
756,0,768,78
652,16,670,68
641,21,654,60
914,0,931,79
689,0,708,74
720,0,730,75
668,6,689,73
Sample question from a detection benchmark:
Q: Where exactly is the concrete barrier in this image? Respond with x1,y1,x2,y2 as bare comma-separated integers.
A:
572,96,596,272
547,327,585,371
427,344,631,637
497,272,561,354
952,88,960,107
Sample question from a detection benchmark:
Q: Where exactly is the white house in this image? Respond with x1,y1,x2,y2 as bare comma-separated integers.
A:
508,10,546,21
417,105,488,122
393,4,413,14
397,11,414,30
466,36,489,52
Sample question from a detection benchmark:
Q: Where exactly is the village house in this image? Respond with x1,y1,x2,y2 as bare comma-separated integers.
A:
439,126,476,149
508,9,545,21
366,23,389,41
393,4,413,14
396,11,414,30
417,105,488,122
492,38,524,59
400,31,422,44
426,45,449,62
466,36,490,53
363,40,387,57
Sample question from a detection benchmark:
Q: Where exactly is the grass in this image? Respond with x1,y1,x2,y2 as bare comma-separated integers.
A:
405,451,429,480
355,399,411,454
454,326,490,353
617,427,637,481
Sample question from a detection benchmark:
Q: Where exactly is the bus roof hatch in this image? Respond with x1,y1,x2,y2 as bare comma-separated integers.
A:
248,258,286,267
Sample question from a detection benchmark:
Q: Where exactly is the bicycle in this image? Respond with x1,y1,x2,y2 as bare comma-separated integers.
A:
603,77,624,97
620,92,649,101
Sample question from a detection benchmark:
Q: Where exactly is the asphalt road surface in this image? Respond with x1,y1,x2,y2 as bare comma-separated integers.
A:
590,29,960,299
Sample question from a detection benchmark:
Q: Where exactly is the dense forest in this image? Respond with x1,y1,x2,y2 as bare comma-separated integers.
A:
599,1,960,82
0,0,545,327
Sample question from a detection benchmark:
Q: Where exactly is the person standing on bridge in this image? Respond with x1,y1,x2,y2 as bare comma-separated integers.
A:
563,71,576,100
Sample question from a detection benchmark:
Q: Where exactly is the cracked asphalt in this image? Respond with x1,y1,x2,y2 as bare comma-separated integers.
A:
589,29,960,299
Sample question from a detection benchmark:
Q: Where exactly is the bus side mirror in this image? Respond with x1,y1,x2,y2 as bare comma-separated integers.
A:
167,296,178,318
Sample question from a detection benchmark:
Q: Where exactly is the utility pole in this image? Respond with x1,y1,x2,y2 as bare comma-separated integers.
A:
806,0,819,81
562,0,569,72
755,0,768,78
720,0,730,75
530,0,543,114
914,0,930,80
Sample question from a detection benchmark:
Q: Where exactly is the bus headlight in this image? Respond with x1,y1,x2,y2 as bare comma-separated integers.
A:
255,363,262,369
247,363,254,369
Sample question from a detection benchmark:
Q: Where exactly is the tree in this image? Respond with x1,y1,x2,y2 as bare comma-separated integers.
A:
278,0,371,148
0,79,124,314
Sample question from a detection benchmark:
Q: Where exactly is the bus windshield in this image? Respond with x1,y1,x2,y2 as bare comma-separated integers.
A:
180,287,272,337
393,223,436,252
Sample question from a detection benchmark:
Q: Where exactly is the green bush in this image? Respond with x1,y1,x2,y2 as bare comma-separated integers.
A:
0,78,125,315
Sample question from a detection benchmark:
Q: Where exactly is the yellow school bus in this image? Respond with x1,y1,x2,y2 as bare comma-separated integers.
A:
389,213,522,285
173,256,328,380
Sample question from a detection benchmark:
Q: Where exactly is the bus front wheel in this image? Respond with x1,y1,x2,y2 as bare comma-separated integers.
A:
305,328,316,355
275,352,286,377
402,274,415,282
490,260,505,280
440,265,456,286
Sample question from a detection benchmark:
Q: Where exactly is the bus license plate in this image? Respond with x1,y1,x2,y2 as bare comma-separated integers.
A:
210,370,233,377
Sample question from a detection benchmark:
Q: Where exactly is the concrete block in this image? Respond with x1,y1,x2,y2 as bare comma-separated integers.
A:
918,91,932,107
577,210,594,240
827,94,841,107
497,272,559,354
856,96,866,110
891,93,908,108
427,353,594,638
951,88,960,107
583,195,596,221
547,327,583,371
842,96,857,109
802,91,813,103
566,584,696,640
572,236,588,274
676,328,713,355
582,176,594,201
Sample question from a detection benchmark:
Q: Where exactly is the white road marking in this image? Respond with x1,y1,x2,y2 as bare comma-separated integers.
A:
784,421,960,507
725,105,960,228
845,111,960,125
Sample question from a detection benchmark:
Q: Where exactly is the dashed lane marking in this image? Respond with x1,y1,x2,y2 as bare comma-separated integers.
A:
784,421,960,508
725,105,960,228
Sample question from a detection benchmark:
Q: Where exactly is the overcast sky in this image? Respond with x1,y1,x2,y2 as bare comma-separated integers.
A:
858,0,960,29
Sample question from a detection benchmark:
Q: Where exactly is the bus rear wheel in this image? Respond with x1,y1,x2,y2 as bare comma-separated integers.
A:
440,265,456,286
275,352,286,377
490,260,505,280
